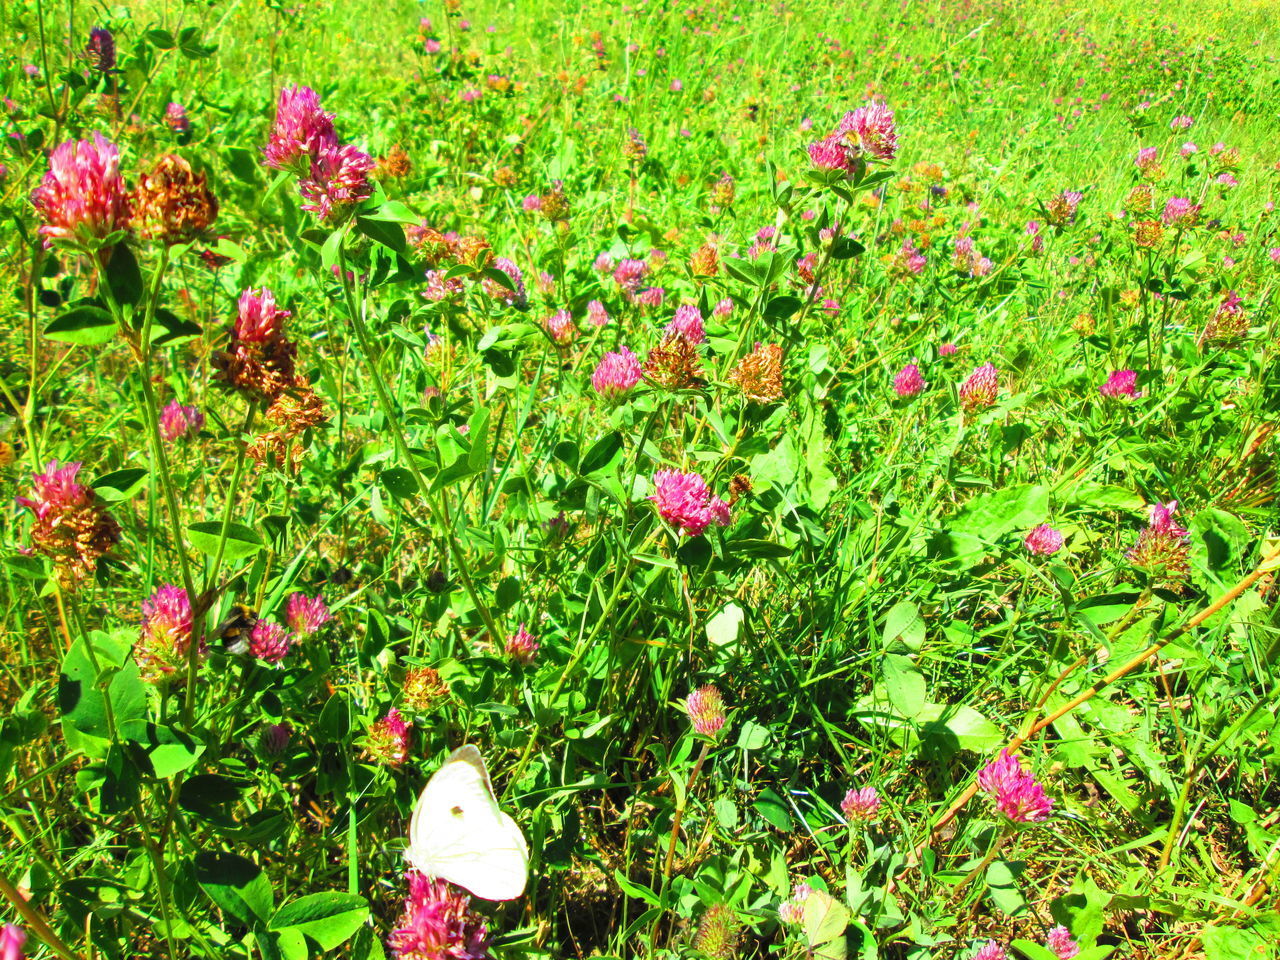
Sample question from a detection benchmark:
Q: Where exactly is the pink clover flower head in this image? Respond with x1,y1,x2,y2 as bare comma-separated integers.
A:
972,942,1007,960
586,299,610,326
1161,197,1197,226
368,708,412,767
1023,524,1064,556
1099,369,1139,398
388,873,489,960
666,304,705,344
613,257,649,293
650,470,730,537
958,362,999,413
1134,146,1160,174
1216,172,1238,187
1045,926,1080,960
545,309,576,345
299,141,375,221
482,258,528,308
591,347,643,400
686,684,726,737
977,749,1054,823
840,785,881,822
86,27,116,72
778,883,812,924
1204,289,1248,342
424,37,442,54
592,252,615,276
160,401,204,442
506,623,539,666
16,460,87,520
521,194,542,212
236,287,291,342
165,102,190,133
713,297,734,318
807,135,851,173
30,133,129,248
1269,247,1280,265
0,924,26,960
1170,115,1194,130
249,620,291,664
635,286,665,310
135,585,197,682
837,99,898,160
424,270,465,302
286,592,331,638
1179,142,1197,157
939,342,958,356
263,85,336,172
893,363,925,397
260,722,291,756
1127,500,1190,578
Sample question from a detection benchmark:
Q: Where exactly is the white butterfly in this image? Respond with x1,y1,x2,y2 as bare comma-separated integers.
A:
405,744,529,901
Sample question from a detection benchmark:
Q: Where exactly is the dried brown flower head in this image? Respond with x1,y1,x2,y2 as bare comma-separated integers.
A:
130,154,219,244
728,342,783,402
644,333,704,390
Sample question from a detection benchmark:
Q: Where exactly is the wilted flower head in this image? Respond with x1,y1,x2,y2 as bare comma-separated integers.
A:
729,342,784,402
130,153,219,244
367,708,412,767
691,242,720,277
651,470,730,536
160,400,204,441
958,362,999,413
1045,926,1080,960
686,684,726,737
710,173,735,207
0,925,26,960
86,27,116,72
402,667,449,713
388,873,489,960
692,903,741,960
1127,501,1190,580
841,786,881,822
298,141,375,221
893,363,924,397
1134,146,1161,177
165,102,190,133
977,749,1054,823
1045,190,1082,225
134,585,198,682
1201,290,1249,344
644,333,704,390
285,592,331,638
1024,524,1064,556
591,347,643,400
16,460,119,587
666,304,705,344
263,85,336,172
30,134,129,248
623,126,647,163
1099,369,1139,398
506,624,539,665
248,621,290,664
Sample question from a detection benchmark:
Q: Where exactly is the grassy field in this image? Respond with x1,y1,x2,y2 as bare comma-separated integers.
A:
1,0,1279,959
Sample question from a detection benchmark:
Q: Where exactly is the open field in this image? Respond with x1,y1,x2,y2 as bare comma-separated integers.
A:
1,1,1279,958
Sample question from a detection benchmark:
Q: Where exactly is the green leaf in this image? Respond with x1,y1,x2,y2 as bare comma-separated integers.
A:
829,237,865,260
1202,925,1269,960
187,520,265,561
1189,508,1248,590
196,852,273,926
91,468,148,502
44,306,116,345
918,704,1003,752
736,719,770,750
877,654,927,719
882,601,925,652
380,467,419,499
706,603,744,647
321,229,346,272
803,887,850,947
269,892,369,951
579,432,623,475
150,308,202,346
753,787,792,831
145,28,176,48
104,244,144,306
354,215,407,254
612,870,661,907
763,295,804,321
121,721,205,779
59,631,147,748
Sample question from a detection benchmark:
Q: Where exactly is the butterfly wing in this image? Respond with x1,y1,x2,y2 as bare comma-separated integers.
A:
406,745,529,901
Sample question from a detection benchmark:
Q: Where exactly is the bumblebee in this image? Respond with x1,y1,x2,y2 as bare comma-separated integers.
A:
216,603,258,653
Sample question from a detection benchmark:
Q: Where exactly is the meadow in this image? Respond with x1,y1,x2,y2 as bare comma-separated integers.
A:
1,0,1279,958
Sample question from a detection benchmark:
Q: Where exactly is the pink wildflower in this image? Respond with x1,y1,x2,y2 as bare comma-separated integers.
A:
262,85,336,172
713,298,733,318
778,883,812,924
1161,197,1197,227
165,102,190,133
939,343,958,356
86,27,115,72
388,873,489,960
261,723,291,756
836,99,898,160
506,624,539,665
1134,146,1160,176
0,925,26,960
893,363,925,397
135,585,198,682
687,685,726,737
1045,926,1080,960
973,942,1007,960
586,299,610,326
236,287,291,343
545,309,576,345
807,135,851,173
367,708,411,766
1127,501,1190,579
958,362,999,413
160,401,204,442
482,258,527,308
1170,115,1193,130
285,592,331,638
16,460,119,586
249,621,291,664
591,347,643,400
1099,370,1139,398
29,134,129,247
635,286,665,310
666,304,705,343
1179,142,1197,157
650,470,730,537
298,141,375,221
593,252,615,275
841,786,881,822
977,749,1054,823
1024,524,1064,556
612,258,648,293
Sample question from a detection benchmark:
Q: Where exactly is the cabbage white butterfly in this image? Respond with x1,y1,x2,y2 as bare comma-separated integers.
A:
405,745,529,901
